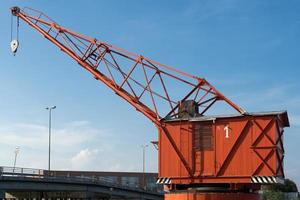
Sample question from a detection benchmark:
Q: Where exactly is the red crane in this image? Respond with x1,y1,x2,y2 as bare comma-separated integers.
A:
11,7,289,200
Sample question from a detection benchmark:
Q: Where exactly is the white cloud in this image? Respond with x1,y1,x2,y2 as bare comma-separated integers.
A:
70,148,100,170
0,121,110,169
0,123,48,148
0,121,107,149
0,121,158,172
229,84,300,111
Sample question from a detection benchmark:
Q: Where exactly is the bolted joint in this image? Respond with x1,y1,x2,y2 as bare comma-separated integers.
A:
105,46,111,53
51,23,64,33
11,6,21,16
198,78,206,84
51,23,59,29
138,55,144,63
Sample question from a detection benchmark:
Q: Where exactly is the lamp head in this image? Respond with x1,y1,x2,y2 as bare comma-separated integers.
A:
46,106,56,110
14,146,20,154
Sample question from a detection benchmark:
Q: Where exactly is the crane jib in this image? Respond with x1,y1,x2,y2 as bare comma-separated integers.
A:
10,6,246,125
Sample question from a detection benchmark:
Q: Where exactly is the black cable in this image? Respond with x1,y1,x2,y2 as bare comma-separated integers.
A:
17,17,19,41
10,13,13,41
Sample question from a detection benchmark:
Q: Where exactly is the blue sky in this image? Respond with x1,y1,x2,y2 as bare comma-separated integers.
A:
0,0,299,187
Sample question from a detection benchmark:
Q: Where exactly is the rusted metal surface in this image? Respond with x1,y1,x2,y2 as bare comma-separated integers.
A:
159,111,288,186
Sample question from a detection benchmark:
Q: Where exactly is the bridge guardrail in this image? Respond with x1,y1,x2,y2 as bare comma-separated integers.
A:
0,166,44,177
0,166,151,192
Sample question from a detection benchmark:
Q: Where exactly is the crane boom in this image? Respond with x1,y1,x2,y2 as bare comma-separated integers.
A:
11,6,246,126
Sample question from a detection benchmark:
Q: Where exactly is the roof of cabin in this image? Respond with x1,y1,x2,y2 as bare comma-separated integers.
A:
163,110,289,127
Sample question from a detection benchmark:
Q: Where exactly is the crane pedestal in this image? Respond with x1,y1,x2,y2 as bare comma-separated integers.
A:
165,191,261,200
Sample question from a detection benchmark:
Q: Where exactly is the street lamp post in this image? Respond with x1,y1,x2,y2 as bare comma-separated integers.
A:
141,144,148,190
13,146,20,173
46,106,56,173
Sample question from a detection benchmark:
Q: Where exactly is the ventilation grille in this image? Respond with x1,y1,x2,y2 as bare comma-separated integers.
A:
194,124,213,151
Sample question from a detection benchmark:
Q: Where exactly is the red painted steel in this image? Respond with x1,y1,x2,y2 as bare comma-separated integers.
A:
10,6,246,127
165,192,261,200
10,7,290,198
159,112,288,185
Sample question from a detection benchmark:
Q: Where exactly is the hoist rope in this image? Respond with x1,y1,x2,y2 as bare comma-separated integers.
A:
10,13,13,41
10,14,19,41
17,16,19,41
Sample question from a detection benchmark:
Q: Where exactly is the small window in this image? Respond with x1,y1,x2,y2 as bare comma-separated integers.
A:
194,123,213,151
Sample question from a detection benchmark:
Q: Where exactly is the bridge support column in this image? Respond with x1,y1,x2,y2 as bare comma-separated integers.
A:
86,191,94,199
0,190,5,198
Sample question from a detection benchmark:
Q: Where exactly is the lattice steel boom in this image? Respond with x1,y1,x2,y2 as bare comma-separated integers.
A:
11,6,246,127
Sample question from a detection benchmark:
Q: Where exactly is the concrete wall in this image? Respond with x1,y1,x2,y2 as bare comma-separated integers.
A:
5,191,92,199
4,191,152,199
0,190,5,198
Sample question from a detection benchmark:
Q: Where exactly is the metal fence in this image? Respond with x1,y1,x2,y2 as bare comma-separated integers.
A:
0,166,44,177
0,166,142,190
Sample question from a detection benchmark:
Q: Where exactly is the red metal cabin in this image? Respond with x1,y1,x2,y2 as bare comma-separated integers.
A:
158,111,289,188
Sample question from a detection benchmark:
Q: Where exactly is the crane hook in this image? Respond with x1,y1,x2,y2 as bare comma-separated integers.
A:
10,10,19,56
10,39,19,56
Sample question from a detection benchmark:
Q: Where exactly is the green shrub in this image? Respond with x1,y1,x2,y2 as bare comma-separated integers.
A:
263,190,284,200
262,179,299,200
269,179,298,193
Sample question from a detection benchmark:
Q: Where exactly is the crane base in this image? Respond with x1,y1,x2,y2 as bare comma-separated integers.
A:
165,191,261,200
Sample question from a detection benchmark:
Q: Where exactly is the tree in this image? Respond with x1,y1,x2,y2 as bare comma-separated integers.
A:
263,190,284,200
269,179,298,193
262,179,298,200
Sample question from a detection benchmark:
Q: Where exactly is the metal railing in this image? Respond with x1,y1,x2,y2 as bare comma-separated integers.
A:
0,166,158,192
0,166,44,177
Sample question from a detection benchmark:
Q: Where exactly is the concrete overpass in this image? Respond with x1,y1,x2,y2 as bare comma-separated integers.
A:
0,167,164,200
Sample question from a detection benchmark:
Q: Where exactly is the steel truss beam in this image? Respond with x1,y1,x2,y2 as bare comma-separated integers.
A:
11,6,246,127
